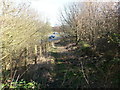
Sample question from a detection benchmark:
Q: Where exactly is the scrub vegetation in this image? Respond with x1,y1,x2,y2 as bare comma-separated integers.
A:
0,0,120,89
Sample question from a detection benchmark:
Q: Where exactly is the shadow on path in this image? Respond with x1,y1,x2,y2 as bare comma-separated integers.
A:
47,41,83,88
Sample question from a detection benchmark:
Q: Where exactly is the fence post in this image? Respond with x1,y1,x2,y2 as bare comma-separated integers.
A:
34,45,38,64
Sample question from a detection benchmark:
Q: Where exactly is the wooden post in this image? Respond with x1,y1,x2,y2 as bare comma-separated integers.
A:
39,45,42,57
51,42,55,48
45,43,47,56
24,47,28,69
46,42,49,57
34,45,38,64
10,54,13,80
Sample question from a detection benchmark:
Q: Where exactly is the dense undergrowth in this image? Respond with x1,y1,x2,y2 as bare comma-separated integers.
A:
2,37,120,89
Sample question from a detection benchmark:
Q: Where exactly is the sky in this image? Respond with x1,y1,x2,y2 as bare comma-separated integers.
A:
30,0,79,26
13,0,119,26
30,0,119,26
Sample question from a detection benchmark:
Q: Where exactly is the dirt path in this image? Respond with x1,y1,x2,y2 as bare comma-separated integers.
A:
56,46,68,52
47,42,77,88
50,43,73,61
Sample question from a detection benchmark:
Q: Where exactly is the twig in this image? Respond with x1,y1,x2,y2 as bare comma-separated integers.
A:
61,69,68,87
1,53,10,60
80,61,90,85
15,74,20,86
9,70,17,87
19,65,32,79
11,70,17,82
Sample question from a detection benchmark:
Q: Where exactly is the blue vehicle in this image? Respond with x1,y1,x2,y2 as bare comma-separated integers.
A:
53,32,59,34
48,32,61,41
